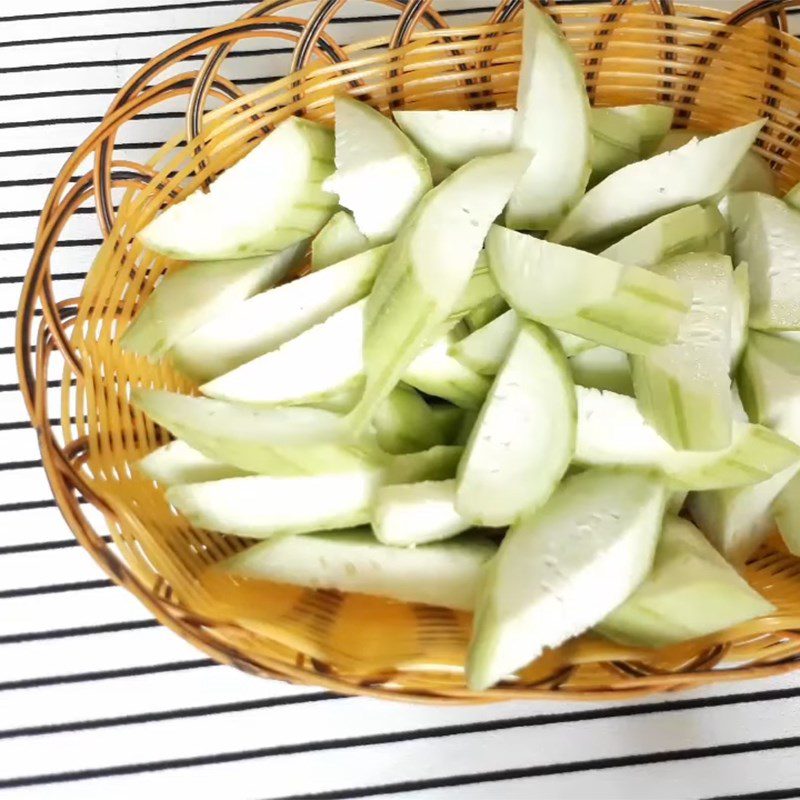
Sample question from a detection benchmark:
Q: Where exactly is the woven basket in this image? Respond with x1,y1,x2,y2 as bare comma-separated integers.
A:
18,0,800,703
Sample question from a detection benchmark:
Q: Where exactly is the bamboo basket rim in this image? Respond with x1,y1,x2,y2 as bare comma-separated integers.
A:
17,0,800,704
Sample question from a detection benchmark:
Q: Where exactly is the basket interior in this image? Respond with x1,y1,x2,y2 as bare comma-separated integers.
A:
26,1,800,700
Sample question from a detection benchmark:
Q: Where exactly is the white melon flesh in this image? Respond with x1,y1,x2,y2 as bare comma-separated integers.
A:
631,253,735,451
139,117,336,260
323,96,432,243
506,1,591,231
653,129,777,195
132,389,381,476
121,243,304,360
450,310,520,375
403,332,491,409
549,120,764,248
610,104,675,154
373,480,471,546
575,386,800,490
456,322,576,527
311,210,369,270
688,465,797,564
393,109,515,178
221,529,496,611
487,225,690,355
171,245,386,381
168,467,384,538
137,440,247,485
731,262,750,370
467,469,665,690
349,151,531,432
729,191,800,330
598,516,773,647
201,300,366,406
599,204,728,269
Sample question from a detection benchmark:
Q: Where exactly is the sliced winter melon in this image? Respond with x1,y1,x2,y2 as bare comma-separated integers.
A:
139,117,336,260
456,321,575,526
373,479,471,546
631,253,735,451
171,245,386,381
599,204,727,269
728,191,800,330
487,225,690,355
598,516,773,647
137,440,247,485
550,120,764,248
311,210,369,270
132,389,382,476
506,1,591,231
467,468,665,690
121,242,304,360
575,386,800,490
372,387,447,455
220,529,496,611
450,310,520,375
393,108,515,180
653,129,777,195
349,151,531,432
570,345,633,395
323,96,432,243
386,445,464,485
731,262,750,370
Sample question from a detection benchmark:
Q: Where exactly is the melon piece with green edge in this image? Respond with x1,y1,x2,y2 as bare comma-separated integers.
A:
373,480,471,546
448,252,499,323
506,1,591,231
450,309,520,375
429,405,464,444
610,104,675,154
220,529,496,611
631,253,735,452
589,108,641,182
171,244,386,382
549,120,764,248
597,516,773,647
487,225,691,355
311,210,369,270
372,386,447,455
323,96,432,243
201,299,366,406
132,389,382,476
731,261,750,370
785,182,800,210
386,445,464,485
456,321,576,527
570,345,633,395
348,150,531,433
467,468,665,691
653,129,777,195
167,466,385,539
393,108,515,181
139,117,336,260
137,440,247,485
402,331,491,409
774,469,800,555
687,464,798,564
121,242,305,360
729,191,800,330
599,204,728,269
574,386,800,490
462,294,507,332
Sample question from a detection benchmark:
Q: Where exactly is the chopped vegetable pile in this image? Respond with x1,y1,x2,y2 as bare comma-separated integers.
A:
125,0,800,690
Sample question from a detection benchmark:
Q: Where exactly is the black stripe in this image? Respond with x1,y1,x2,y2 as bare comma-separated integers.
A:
0,238,101,251
0,273,87,285
6,688,800,789
271,738,800,800
0,499,58,513
0,416,63,432
0,46,293,76
0,459,42,471
0,691,340,740
0,0,250,22
0,579,112,600
0,618,159,645
0,531,102,557
0,378,74,393
0,143,161,159
0,658,216,692
0,111,185,130
711,790,800,800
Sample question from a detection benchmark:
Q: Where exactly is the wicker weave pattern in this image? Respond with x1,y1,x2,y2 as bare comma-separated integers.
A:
17,0,800,702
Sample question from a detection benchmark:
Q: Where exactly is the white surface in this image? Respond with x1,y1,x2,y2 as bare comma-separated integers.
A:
2,1,800,798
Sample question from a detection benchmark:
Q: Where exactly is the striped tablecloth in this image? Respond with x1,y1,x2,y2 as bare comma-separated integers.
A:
3,1,800,798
